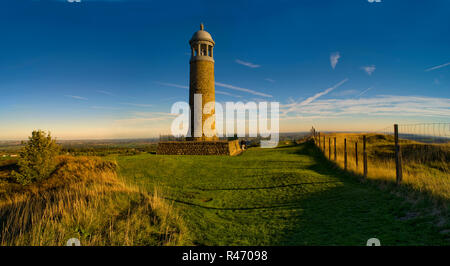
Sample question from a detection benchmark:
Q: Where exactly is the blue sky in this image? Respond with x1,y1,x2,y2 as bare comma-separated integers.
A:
0,0,449,139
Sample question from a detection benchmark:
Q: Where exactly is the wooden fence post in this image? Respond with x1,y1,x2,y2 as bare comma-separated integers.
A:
355,142,358,168
363,135,367,178
323,136,325,151
394,124,403,185
334,137,337,161
318,132,321,148
344,138,347,170
328,138,331,159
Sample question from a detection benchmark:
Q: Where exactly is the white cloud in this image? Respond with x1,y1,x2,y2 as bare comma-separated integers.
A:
65,95,88,100
215,82,272,98
215,90,242,98
235,59,260,68
120,102,153,108
96,90,115,96
425,62,450,72
90,106,120,110
332,89,359,97
154,81,270,98
265,78,275,83
115,112,177,124
356,87,372,97
281,95,450,119
330,52,340,69
299,78,349,106
283,78,348,115
362,65,376,75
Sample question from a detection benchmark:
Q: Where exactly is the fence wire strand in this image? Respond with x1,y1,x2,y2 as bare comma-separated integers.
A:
373,123,450,144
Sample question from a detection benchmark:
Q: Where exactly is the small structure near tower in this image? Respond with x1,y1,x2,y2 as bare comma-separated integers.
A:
157,24,242,156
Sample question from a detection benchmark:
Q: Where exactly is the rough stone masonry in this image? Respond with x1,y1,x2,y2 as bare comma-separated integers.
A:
157,24,242,156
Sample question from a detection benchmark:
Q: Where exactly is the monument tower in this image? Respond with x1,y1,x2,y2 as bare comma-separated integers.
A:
189,23,217,140
156,24,242,156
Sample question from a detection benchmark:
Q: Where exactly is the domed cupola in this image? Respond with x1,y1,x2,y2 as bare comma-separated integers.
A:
189,23,215,62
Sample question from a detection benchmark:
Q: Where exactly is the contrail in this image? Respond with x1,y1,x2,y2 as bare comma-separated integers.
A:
356,87,372,98
425,62,450,72
298,78,349,106
283,78,349,115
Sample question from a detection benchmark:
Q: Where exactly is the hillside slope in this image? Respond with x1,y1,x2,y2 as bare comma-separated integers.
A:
0,156,189,246
117,141,450,245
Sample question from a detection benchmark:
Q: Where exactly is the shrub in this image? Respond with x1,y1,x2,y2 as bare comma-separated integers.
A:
12,130,61,185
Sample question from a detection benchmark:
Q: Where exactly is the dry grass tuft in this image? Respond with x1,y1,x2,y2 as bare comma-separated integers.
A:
0,156,190,246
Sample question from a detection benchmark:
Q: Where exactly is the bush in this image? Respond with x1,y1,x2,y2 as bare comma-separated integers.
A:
12,130,61,185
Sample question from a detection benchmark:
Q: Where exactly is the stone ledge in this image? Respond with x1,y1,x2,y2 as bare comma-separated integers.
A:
157,140,242,156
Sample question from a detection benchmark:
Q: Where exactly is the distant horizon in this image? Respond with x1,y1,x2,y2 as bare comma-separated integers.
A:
1,129,449,142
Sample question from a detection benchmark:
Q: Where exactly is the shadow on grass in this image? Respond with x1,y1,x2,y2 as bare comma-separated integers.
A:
303,139,450,208
121,140,450,245
192,181,342,191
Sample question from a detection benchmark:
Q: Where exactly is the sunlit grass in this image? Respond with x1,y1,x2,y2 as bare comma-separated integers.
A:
114,143,450,245
318,133,450,204
0,156,190,246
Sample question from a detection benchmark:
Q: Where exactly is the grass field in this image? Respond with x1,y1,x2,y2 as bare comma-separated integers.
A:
115,141,450,245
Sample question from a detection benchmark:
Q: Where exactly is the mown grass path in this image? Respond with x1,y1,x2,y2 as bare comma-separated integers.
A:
116,142,448,245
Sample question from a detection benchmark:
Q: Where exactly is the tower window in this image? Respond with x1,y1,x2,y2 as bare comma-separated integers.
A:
201,44,207,56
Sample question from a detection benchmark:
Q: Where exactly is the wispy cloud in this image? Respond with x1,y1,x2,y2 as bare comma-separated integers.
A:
155,82,189,89
281,95,450,119
283,78,348,115
235,59,260,68
215,82,272,98
330,52,340,69
96,90,115,96
133,111,178,117
361,65,376,75
332,89,359,97
154,81,268,98
425,62,450,72
216,90,242,98
65,95,88,101
356,87,372,98
120,102,153,108
298,78,349,106
115,112,177,124
265,78,275,83
90,105,120,110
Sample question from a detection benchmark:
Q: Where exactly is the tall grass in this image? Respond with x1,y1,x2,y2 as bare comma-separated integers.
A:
318,133,450,205
0,156,190,246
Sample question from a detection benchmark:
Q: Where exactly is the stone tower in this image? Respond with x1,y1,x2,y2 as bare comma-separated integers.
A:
156,24,242,156
189,23,217,141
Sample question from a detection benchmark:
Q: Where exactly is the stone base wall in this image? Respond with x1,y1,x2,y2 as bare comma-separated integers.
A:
157,140,242,156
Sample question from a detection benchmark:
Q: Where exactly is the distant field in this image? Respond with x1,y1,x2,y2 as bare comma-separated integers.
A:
114,141,450,245
0,139,158,157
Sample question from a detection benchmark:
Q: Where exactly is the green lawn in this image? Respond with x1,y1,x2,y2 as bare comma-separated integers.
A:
114,141,449,245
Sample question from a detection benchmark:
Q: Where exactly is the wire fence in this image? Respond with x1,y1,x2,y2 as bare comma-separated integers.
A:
311,124,450,202
373,123,450,144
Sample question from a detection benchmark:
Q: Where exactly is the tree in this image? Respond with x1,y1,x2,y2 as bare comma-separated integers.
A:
13,130,61,185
